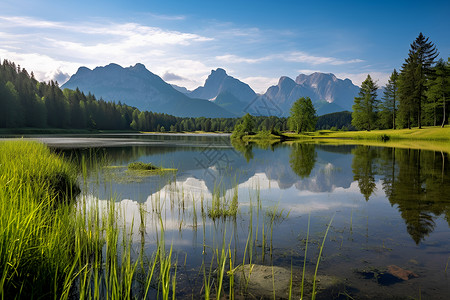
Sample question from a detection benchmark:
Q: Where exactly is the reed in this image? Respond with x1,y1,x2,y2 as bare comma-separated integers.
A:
301,214,310,300
0,141,179,299
311,215,335,300
208,184,238,220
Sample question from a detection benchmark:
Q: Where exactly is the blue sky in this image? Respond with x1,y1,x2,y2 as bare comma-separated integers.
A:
1,0,449,92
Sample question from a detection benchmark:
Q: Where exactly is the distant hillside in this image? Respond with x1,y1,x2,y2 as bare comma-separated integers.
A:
62,63,235,118
316,111,354,130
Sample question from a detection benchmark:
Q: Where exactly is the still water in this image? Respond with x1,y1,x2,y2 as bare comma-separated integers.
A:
25,134,450,298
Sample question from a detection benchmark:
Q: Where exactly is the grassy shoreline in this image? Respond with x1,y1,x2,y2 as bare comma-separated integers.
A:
239,126,450,154
284,125,450,141
242,126,450,142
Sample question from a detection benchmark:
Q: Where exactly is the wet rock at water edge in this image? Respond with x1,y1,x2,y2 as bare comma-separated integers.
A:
233,264,343,299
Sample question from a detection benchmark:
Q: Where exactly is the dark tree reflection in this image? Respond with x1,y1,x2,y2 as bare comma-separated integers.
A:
352,145,450,244
351,146,377,201
289,143,316,178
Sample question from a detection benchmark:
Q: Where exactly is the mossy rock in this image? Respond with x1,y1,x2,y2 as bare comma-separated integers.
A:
233,264,343,299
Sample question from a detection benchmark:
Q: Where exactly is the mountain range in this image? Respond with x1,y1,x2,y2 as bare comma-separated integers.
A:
62,63,363,118
61,63,234,118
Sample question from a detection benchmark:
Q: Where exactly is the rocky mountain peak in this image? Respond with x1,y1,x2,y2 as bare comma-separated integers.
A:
188,68,256,103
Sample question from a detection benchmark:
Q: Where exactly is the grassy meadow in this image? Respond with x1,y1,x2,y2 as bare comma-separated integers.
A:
289,125,450,141
241,126,450,153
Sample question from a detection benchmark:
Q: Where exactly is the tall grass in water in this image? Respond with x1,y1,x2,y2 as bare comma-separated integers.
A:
311,214,334,300
0,141,79,298
0,141,180,299
208,184,238,220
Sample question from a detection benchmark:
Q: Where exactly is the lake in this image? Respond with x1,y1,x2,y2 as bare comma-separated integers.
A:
9,133,450,299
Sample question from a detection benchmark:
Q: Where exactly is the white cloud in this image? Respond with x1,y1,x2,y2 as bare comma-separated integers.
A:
335,71,391,87
145,12,187,21
286,51,364,65
241,76,279,93
0,15,214,85
297,69,321,75
0,49,81,83
215,54,271,64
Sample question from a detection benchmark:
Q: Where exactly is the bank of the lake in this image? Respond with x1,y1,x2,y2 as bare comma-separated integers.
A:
286,125,450,141
241,126,450,152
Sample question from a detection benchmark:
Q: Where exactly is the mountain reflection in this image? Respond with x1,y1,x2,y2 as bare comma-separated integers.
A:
63,138,450,244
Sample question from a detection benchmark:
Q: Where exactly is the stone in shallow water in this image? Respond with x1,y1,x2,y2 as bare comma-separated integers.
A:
387,265,418,281
233,264,342,299
356,265,418,286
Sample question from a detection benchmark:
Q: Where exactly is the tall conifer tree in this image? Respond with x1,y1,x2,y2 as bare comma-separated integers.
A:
398,33,438,128
380,69,399,129
352,75,379,131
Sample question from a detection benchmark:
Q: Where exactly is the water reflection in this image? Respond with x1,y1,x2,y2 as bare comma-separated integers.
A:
380,148,450,244
59,136,450,245
289,143,316,178
348,145,450,243
351,146,377,201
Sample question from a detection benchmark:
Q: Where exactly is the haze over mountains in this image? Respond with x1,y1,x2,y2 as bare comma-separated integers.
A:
62,63,363,118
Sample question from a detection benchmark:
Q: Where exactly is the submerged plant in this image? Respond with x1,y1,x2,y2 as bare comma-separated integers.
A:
208,185,239,220
128,161,159,170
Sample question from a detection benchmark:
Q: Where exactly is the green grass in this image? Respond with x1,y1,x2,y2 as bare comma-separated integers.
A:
0,141,80,297
0,141,178,299
285,125,450,141
279,126,450,154
207,185,239,220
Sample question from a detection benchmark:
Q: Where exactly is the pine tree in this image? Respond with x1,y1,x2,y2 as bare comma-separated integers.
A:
380,69,399,129
398,33,438,128
425,58,450,127
352,75,379,131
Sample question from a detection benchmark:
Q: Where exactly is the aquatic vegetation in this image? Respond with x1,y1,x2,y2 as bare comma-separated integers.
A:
128,161,159,170
207,185,239,220
0,141,79,298
128,161,177,173
312,215,334,300
301,214,311,300
0,141,179,299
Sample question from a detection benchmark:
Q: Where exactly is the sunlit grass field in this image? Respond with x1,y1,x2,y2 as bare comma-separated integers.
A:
288,125,450,141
